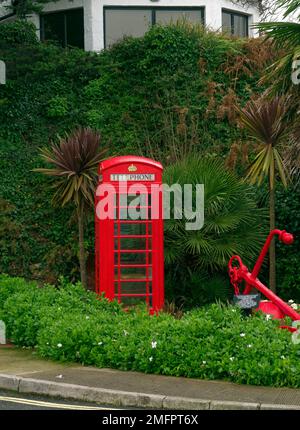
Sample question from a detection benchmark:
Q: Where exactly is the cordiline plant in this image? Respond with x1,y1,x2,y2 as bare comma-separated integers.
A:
34,128,107,289
236,95,290,293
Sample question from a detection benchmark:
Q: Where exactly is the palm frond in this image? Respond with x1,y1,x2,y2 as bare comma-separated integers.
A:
255,22,300,49
164,156,268,272
277,0,300,19
274,148,288,188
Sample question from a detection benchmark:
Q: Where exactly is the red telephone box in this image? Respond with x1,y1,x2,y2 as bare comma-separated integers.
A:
95,156,164,313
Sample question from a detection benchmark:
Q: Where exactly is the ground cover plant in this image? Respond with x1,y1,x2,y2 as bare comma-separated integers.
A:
1,275,300,388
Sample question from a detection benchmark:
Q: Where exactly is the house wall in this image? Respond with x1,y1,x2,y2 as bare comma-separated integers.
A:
0,0,13,18
28,0,260,52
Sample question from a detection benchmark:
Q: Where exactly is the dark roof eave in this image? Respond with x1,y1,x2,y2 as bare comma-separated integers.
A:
0,12,16,22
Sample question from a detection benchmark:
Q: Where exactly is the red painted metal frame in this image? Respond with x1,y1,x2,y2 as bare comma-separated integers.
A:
244,230,294,295
95,156,164,313
228,229,300,322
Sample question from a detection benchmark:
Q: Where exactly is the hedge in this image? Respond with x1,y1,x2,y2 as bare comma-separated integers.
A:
1,275,300,388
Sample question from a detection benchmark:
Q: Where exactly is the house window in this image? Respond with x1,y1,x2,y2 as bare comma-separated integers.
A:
40,8,84,49
104,7,205,48
222,10,249,38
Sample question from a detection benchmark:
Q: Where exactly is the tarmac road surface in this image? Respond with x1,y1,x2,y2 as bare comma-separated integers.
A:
0,389,120,410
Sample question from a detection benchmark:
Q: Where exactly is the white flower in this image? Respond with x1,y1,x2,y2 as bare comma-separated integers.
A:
149,357,153,362
292,332,300,345
86,316,90,320
288,300,294,304
265,314,272,321
123,330,129,336
247,344,252,348
291,303,298,310
57,343,62,348
230,357,235,362
281,355,286,360
240,333,246,337
151,341,157,349
98,342,103,346
202,361,207,365
231,309,236,313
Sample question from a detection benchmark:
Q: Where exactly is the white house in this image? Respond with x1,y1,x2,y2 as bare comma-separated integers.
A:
2,1,260,51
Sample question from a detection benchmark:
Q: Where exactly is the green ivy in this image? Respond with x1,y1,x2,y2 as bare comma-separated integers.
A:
0,21,277,293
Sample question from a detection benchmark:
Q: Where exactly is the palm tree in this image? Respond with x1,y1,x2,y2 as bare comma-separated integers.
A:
35,128,106,289
164,156,267,274
256,0,300,94
236,95,290,292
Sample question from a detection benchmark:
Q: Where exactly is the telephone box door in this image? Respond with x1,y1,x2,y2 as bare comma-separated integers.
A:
95,156,164,313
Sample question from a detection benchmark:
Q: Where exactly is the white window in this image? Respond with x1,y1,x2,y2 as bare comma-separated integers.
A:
222,10,249,38
104,7,205,48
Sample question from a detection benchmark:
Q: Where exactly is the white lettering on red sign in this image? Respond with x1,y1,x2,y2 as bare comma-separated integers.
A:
110,174,155,181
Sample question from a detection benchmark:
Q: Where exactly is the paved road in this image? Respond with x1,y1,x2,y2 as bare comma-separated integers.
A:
0,390,120,410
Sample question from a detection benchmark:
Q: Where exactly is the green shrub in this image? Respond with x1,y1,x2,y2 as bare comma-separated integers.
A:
0,275,121,346
1,275,300,388
275,184,300,302
33,304,300,386
165,271,232,309
0,20,38,45
47,96,69,118
0,274,37,311
163,156,268,305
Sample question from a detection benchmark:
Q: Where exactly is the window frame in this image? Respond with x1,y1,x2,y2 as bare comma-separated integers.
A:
40,7,85,49
103,6,205,48
221,8,249,38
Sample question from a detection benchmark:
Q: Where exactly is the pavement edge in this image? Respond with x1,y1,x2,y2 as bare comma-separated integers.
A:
1,374,300,410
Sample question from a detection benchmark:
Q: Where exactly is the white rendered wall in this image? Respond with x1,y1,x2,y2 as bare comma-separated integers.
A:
0,0,12,18
29,0,260,52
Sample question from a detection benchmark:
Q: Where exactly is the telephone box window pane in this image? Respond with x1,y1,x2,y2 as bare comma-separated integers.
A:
115,281,151,295
115,238,152,250
120,194,149,206
115,252,152,265
119,296,152,307
114,223,152,236
105,9,152,47
118,208,150,220
114,267,152,280
156,10,204,26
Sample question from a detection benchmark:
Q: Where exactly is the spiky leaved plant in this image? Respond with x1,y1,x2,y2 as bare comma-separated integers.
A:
236,95,290,293
164,156,267,283
255,0,300,95
34,128,106,288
